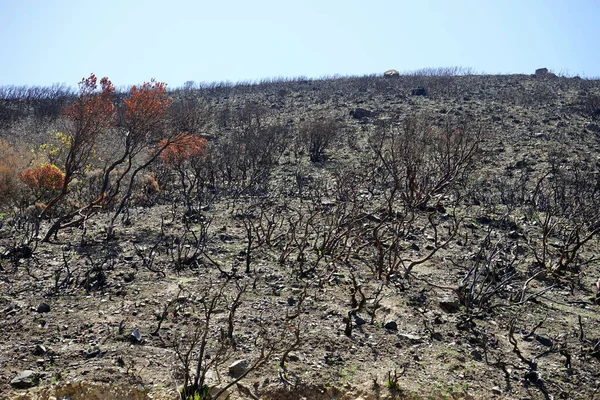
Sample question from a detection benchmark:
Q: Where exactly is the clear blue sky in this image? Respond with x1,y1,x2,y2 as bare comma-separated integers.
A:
1,0,598,88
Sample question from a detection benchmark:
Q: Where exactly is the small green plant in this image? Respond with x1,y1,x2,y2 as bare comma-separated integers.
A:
386,368,402,392
181,384,209,400
50,371,64,384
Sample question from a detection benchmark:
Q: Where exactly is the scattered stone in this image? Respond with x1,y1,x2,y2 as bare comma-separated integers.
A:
471,349,483,361
33,344,47,356
320,199,337,208
535,335,553,347
492,386,502,395
439,296,461,313
464,222,478,230
10,370,39,389
354,315,367,326
36,303,51,313
508,230,521,239
85,346,101,359
201,204,210,212
130,328,142,343
524,370,540,383
383,69,400,78
384,320,398,331
349,108,374,120
411,87,427,96
533,132,548,140
287,297,296,306
228,359,248,378
398,333,424,344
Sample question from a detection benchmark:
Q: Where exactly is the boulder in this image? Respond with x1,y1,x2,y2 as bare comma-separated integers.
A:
10,370,39,389
535,67,548,76
383,69,400,78
228,359,248,378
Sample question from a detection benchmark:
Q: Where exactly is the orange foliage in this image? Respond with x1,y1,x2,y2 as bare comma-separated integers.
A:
158,134,208,166
124,79,171,136
64,74,115,137
19,164,65,191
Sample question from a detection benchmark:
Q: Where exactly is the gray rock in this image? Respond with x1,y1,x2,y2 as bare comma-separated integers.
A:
11,370,39,389
36,303,50,313
354,315,367,326
349,108,375,120
439,296,461,313
384,69,400,78
384,320,398,331
471,349,483,361
411,87,427,96
33,344,47,355
535,335,553,347
228,359,248,378
85,346,101,359
398,333,424,344
535,67,548,76
131,328,142,343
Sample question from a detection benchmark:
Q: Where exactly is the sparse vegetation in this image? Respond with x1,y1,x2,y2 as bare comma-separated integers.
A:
1,70,600,399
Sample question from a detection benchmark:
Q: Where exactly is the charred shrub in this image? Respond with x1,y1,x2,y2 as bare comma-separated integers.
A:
369,113,482,212
299,116,343,162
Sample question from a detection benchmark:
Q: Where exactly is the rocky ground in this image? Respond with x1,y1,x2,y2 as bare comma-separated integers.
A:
2,71,600,399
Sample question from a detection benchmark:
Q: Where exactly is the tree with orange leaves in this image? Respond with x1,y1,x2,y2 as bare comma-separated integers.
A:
40,74,115,218
158,133,208,166
120,79,172,157
42,76,176,242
